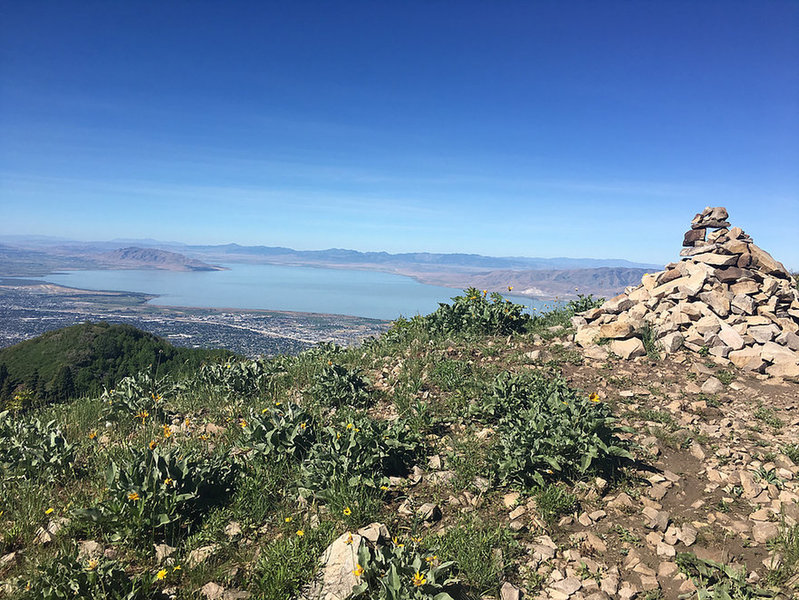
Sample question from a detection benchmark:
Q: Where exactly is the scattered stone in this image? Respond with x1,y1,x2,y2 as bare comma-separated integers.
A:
752,522,780,544
187,544,219,568
416,503,442,522
500,581,520,600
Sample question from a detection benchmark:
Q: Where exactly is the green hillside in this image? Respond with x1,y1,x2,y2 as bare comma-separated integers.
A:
0,322,235,405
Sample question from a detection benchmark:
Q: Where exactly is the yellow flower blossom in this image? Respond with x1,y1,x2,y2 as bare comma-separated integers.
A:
508,286,513,291
44,507,54,515
164,478,174,487
172,565,181,572
352,564,364,577
425,555,438,563
296,529,304,537
343,506,351,516
412,571,426,587
392,536,404,548
88,431,97,440
345,532,354,545
162,425,172,438
149,440,158,450
285,516,293,523
588,392,600,403
87,559,98,571
128,492,140,501
239,419,247,429
136,411,149,422
156,568,167,580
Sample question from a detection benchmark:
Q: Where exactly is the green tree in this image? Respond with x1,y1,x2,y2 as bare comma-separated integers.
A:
50,365,75,403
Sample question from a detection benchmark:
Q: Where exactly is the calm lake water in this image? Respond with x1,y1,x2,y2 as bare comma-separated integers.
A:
42,264,554,320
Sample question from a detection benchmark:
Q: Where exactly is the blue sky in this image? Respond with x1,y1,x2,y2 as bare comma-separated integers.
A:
1,1,797,268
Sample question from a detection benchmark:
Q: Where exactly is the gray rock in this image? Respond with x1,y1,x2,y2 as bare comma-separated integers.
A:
417,503,442,522
500,582,521,600
700,377,724,394
305,532,364,600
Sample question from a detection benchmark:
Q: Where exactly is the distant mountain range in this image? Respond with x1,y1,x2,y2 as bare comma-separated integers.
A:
0,236,660,298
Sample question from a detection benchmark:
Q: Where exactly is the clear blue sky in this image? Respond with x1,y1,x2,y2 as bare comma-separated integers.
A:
1,1,797,268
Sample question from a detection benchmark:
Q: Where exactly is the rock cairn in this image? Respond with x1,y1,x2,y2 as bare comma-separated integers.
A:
573,207,799,378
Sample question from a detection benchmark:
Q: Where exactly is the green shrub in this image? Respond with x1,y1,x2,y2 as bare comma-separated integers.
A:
424,288,530,337
430,360,472,392
77,446,237,545
309,362,371,408
351,540,459,600
490,372,630,487
676,552,774,599
0,410,77,482
299,414,419,500
15,553,156,600
236,402,315,461
197,358,280,396
100,372,170,424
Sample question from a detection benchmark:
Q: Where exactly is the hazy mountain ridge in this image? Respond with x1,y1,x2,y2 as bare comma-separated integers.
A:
0,236,659,298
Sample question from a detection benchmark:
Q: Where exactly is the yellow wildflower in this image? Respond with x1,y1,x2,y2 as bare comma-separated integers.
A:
425,555,438,563
588,392,600,403
156,568,167,580
380,485,389,491
412,571,426,587
352,564,364,577
44,507,54,515
508,286,513,291
346,423,354,430
173,565,182,572
300,422,307,429
164,478,174,487
88,431,97,440
128,492,140,501
239,419,247,429
296,529,304,537
345,533,354,545
162,425,172,438
87,559,98,571
136,410,149,421
261,408,269,413
285,516,293,523
343,506,352,516
149,440,158,450
392,536,404,548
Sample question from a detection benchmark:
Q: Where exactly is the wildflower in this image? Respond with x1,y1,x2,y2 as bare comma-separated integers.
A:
184,418,191,427
508,285,513,291
156,568,168,580
164,478,174,487
588,392,600,403
149,440,158,450
346,423,354,430
87,559,98,571
425,555,438,563
328,360,333,365
300,422,307,429
296,529,304,537
261,408,269,413
482,289,488,296
285,516,293,523
88,431,97,440
162,425,172,438
239,419,247,429
380,485,389,491
200,434,208,440
345,533,354,545
412,571,426,587
275,401,281,406
392,536,404,548
44,507,54,515
136,410,149,422
172,565,181,572
343,506,352,516
128,492,140,501
352,564,364,577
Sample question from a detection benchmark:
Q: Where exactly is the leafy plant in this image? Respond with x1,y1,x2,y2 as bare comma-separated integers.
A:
535,485,578,525
77,446,237,545
782,444,799,464
492,372,631,487
0,410,77,482
675,552,775,599
754,407,783,430
299,414,419,500
309,362,372,408
424,288,530,337
236,402,315,461
197,358,280,397
639,324,661,361
100,372,170,424
15,553,157,600
430,359,472,392
351,540,459,600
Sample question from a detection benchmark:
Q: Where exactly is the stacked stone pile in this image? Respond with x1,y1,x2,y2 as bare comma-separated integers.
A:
573,207,799,378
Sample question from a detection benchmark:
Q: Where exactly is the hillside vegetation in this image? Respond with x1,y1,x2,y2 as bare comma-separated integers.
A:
0,289,796,600
0,322,234,407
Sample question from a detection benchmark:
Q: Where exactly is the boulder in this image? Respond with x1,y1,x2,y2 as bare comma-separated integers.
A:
610,338,646,359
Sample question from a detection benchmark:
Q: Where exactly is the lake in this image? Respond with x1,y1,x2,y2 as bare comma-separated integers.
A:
41,264,556,320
